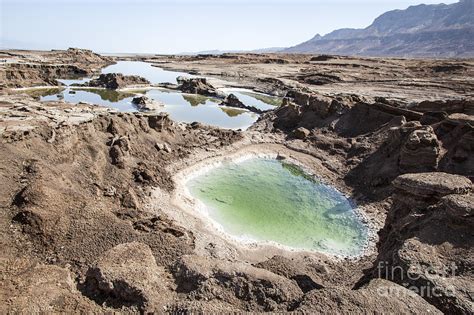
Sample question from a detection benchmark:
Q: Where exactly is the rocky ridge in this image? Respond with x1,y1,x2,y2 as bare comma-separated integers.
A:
284,0,474,57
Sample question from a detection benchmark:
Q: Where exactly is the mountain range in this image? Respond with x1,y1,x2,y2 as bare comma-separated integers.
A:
284,0,473,57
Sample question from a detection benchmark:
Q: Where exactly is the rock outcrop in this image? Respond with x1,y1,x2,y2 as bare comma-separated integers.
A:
1,63,89,88
254,255,325,293
365,172,473,314
412,99,474,115
177,77,224,98
399,126,441,173
0,48,114,88
292,127,311,139
131,96,164,111
51,48,114,67
436,116,474,180
392,172,472,200
442,193,474,218
80,73,150,89
270,91,348,131
220,93,264,114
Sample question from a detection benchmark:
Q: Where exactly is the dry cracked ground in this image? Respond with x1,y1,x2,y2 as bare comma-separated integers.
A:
0,48,473,313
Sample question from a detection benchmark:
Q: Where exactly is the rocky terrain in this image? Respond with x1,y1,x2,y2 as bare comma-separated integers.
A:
220,93,267,114
75,73,150,90
0,48,473,313
0,48,114,88
176,76,225,98
284,0,474,57
141,53,474,103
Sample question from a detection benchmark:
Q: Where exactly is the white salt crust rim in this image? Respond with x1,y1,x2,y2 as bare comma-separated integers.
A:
172,149,379,261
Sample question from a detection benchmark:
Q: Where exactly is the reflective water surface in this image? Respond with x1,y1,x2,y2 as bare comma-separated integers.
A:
101,61,194,84
38,61,280,129
187,158,368,256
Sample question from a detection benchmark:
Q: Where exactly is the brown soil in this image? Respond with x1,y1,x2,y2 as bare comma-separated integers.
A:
0,49,472,313
0,48,114,88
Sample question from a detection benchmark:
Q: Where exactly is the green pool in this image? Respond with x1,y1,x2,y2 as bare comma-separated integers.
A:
186,158,368,256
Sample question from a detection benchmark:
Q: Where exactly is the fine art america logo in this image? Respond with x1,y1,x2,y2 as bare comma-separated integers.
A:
375,260,458,298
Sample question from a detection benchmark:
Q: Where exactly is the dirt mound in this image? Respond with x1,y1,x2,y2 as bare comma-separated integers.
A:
298,278,441,313
172,255,302,311
83,242,173,312
1,105,241,266
0,261,102,313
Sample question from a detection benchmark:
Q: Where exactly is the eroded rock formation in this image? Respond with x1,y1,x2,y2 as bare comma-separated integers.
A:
364,172,473,314
80,73,150,89
0,48,114,88
131,96,164,111
177,77,224,98
220,93,264,114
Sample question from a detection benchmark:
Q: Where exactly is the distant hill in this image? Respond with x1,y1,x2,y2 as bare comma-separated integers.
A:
179,47,285,56
284,0,474,57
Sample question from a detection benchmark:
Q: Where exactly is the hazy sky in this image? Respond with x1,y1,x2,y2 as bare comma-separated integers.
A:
1,0,459,54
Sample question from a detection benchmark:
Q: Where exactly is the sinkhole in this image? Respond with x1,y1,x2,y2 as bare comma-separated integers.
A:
186,158,369,256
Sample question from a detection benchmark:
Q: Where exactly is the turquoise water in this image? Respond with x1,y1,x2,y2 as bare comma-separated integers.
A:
187,158,368,256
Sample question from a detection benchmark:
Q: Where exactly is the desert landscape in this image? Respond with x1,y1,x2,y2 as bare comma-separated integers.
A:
1,0,473,313
0,46,472,313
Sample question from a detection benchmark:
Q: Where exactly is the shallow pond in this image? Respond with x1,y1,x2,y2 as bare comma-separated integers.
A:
41,88,258,129
39,61,280,129
187,158,368,256
57,61,191,86
223,89,282,111
41,88,138,112
101,61,194,84
146,89,258,129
